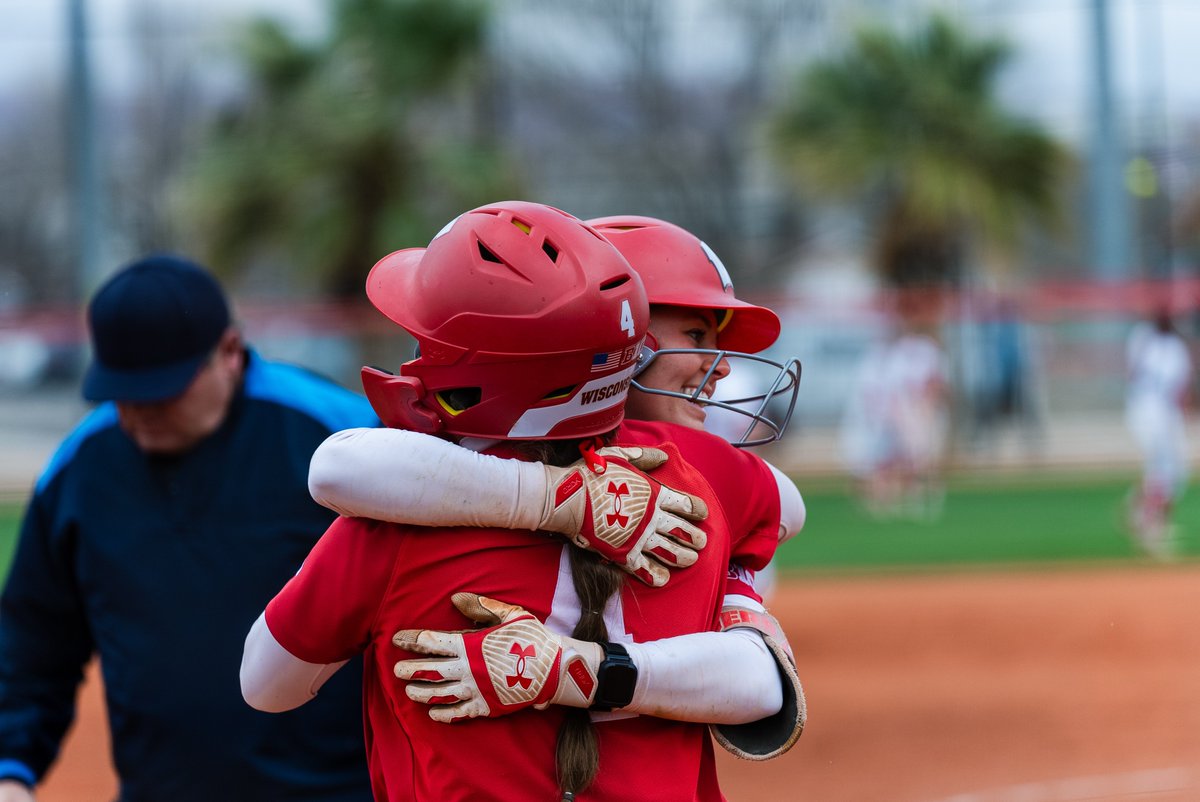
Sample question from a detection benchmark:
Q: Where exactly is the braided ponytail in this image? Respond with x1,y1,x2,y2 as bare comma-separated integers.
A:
512,435,625,799
555,547,623,796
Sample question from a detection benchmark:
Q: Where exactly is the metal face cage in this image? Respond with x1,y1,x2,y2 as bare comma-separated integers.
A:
632,347,802,447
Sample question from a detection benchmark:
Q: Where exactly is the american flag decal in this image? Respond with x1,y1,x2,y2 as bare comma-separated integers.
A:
591,350,619,372
591,345,639,373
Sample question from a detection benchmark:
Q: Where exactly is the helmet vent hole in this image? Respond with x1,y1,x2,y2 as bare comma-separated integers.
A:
542,242,559,263
600,276,630,291
543,385,576,400
478,242,503,264
510,218,532,234
436,387,482,412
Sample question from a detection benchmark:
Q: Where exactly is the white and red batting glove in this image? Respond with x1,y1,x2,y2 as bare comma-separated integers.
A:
393,593,603,723
538,446,708,587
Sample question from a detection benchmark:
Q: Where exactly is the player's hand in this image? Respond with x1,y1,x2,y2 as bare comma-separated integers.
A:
538,446,708,587
393,593,602,723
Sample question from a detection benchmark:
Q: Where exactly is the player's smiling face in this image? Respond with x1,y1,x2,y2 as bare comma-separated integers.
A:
625,306,730,430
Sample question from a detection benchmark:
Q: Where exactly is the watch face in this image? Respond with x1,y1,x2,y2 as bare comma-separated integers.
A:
603,664,638,706
595,645,638,710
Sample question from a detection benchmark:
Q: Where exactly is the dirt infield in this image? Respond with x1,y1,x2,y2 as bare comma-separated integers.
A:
38,564,1200,802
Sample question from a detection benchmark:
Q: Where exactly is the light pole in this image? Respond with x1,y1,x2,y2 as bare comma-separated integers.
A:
67,0,102,299
1087,0,1132,281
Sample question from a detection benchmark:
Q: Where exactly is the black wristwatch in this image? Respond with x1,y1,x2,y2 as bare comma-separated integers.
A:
590,641,638,711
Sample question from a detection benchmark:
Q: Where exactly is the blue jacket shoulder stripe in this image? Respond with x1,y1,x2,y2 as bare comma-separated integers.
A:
243,355,379,432
36,403,119,492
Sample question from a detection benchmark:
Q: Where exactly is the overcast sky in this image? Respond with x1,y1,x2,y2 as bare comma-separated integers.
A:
3,0,1200,149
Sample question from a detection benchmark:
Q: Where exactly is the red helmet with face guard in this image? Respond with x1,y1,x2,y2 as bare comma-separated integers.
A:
586,215,800,447
586,215,780,353
362,201,649,441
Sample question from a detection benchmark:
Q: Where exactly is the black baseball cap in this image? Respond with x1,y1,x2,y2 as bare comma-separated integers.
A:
83,254,231,403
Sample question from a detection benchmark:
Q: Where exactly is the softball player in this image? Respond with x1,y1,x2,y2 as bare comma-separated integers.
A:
242,203,798,801
841,326,948,519
302,216,805,761
1125,309,1193,555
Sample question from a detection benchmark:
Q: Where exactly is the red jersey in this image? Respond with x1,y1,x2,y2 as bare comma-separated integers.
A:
265,422,781,802
618,420,781,574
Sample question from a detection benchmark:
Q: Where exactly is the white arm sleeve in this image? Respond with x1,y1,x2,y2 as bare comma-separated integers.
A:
308,428,548,529
767,462,805,542
622,629,782,724
240,613,349,713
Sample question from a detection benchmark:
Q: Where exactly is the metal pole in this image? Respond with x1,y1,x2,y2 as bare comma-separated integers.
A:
1087,0,1132,281
1135,0,1172,278
67,0,102,299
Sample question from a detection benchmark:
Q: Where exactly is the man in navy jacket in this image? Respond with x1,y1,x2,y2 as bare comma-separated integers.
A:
0,255,377,801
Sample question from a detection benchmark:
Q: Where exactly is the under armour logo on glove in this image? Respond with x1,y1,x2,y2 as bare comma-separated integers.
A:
481,621,559,706
393,593,603,723
605,481,630,528
506,643,537,689
539,446,709,587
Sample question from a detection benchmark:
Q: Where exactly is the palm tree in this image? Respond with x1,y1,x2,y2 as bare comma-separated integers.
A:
182,0,516,298
771,14,1063,290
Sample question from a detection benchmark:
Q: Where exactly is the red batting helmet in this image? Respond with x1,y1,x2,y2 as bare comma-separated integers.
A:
362,201,649,440
586,215,800,447
586,215,780,353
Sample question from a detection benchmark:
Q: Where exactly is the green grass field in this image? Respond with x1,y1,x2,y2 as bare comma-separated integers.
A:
0,472,1191,581
774,471,1196,572
0,503,22,582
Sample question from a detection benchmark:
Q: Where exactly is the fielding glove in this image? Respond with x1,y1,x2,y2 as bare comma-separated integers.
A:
538,446,708,587
394,593,603,723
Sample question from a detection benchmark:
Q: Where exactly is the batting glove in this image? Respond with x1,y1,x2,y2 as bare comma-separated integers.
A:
393,592,603,723
538,446,708,587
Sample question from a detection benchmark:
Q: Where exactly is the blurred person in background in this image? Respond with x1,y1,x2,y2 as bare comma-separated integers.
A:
0,256,377,802
1124,306,1193,558
841,298,949,520
967,294,1043,457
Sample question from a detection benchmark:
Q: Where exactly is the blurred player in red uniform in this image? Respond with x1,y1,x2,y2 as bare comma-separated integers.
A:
242,204,800,800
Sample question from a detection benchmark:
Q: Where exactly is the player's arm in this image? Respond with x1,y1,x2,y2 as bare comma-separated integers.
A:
309,428,708,586
241,613,349,712
241,518,390,713
766,462,805,543
0,781,33,802
710,565,806,761
0,495,95,793
667,430,806,757
393,593,783,725
393,591,802,759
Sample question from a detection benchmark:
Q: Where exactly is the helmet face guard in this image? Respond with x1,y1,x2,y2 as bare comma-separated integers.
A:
632,347,802,447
